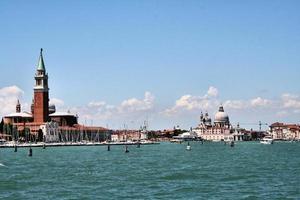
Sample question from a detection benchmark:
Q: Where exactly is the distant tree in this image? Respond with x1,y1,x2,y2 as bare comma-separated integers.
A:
147,131,158,139
0,118,3,133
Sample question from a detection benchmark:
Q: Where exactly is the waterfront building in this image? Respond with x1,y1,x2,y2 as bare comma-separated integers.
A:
40,121,60,143
270,122,300,140
49,111,78,127
193,105,232,141
1,49,109,142
193,105,247,141
111,129,148,142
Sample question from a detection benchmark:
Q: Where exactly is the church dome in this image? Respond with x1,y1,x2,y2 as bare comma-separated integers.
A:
214,105,229,123
204,112,210,120
49,104,56,114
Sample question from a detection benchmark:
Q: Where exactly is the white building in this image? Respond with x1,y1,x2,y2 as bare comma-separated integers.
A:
193,105,236,141
40,121,60,143
270,122,300,140
110,129,148,142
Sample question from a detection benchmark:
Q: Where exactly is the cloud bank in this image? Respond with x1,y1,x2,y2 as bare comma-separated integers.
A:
0,85,299,129
0,86,24,117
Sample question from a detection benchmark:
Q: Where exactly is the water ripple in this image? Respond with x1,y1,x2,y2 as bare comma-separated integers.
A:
0,142,299,199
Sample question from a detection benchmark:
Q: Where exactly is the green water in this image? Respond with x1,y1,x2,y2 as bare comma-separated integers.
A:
0,142,299,199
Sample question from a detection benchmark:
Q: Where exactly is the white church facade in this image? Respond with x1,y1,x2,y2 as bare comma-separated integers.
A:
193,105,245,141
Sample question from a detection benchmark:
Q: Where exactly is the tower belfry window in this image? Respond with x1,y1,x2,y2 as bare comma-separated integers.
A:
37,80,42,86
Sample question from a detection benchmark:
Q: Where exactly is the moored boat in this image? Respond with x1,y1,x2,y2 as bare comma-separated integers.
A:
260,136,274,144
186,142,191,151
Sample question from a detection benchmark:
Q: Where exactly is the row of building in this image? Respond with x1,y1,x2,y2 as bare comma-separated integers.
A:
269,122,300,141
0,49,110,143
191,105,300,141
1,49,299,143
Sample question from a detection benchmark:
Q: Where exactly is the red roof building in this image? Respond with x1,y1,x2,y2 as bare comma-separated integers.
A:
270,122,300,140
1,49,110,142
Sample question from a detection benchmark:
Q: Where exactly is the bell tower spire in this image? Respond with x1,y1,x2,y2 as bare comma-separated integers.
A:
37,48,45,71
16,99,21,113
33,48,49,123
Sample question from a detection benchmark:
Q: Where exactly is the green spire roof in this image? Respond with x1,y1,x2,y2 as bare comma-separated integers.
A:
37,48,45,71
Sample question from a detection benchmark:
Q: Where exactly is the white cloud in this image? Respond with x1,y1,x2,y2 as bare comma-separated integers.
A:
250,97,272,107
223,97,272,110
55,90,300,129
0,85,24,98
88,101,106,108
163,87,219,116
163,85,277,118
2,84,298,130
164,87,274,117
49,98,65,107
120,91,155,112
174,95,213,110
0,85,24,116
206,86,219,97
71,92,155,124
276,110,288,117
293,110,300,114
281,93,300,109
68,91,300,129
223,100,246,109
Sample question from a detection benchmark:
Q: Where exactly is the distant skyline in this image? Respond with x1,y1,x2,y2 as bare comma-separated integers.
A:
1,1,300,130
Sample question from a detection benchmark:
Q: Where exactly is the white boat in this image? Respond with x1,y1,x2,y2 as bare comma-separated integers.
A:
224,136,234,143
0,139,7,145
186,142,191,151
173,131,197,141
170,139,182,144
260,136,274,144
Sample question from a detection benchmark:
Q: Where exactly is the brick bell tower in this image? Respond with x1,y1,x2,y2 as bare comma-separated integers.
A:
33,48,49,123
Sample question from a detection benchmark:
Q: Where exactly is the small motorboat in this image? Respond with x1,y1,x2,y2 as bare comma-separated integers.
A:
260,136,274,144
186,142,191,151
125,145,129,153
170,139,182,144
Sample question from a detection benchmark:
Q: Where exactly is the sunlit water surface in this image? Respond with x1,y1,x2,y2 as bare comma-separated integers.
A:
0,142,299,199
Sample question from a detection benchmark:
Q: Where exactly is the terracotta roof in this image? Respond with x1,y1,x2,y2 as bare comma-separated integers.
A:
270,122,300,129
59,126,77,131
270,122,285,127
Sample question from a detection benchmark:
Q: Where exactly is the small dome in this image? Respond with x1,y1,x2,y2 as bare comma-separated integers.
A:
204,112,210,119
201,111,211,123
49,104,56,114
214,105,229,123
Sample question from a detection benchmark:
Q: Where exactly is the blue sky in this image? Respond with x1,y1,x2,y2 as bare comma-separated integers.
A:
0,1,300,130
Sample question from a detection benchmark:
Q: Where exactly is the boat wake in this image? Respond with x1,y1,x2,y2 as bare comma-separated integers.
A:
0,163,6,167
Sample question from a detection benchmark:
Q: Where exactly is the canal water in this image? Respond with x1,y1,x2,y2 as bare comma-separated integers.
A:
0,142,299,199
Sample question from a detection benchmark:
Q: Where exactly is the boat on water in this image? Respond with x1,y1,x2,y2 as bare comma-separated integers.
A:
186,142,191,151
0,139,7,145
170,139,182,144
173,131,197,141
224,135,234,143
260,136,274,144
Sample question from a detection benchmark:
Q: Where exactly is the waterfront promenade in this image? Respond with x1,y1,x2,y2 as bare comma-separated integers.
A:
0,141,159,148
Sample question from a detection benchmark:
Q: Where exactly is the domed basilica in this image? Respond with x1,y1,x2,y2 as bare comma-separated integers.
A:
214,105,230,128
194,105,233,141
